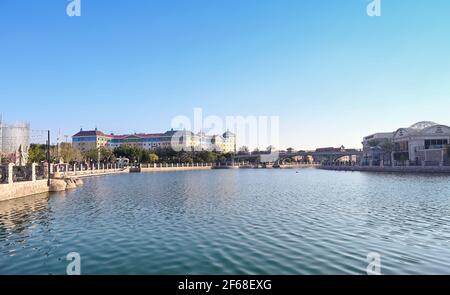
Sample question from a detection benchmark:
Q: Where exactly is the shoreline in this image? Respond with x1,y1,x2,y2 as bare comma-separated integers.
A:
319,165,450,174
3,163,450,202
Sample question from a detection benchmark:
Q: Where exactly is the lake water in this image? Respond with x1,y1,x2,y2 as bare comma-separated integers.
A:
1,168,450,274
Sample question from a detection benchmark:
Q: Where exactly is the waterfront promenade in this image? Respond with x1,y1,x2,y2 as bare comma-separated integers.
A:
0,163,129,202
320,165,450,173
0,162,318,202
7,159,449,203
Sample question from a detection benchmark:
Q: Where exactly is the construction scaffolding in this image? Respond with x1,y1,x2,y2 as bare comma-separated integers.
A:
0,120,31,165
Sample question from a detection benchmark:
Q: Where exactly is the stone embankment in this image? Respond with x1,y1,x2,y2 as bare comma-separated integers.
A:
49,177,85,192
319,165,450,173
0,177,84,202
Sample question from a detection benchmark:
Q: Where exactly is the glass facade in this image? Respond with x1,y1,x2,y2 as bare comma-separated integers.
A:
424,139,448,149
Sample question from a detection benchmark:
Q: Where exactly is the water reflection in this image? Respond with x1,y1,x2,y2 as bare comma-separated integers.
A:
0,193,50,236
1,169,450,274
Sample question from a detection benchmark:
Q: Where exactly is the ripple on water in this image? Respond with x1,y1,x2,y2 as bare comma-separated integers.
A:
1,169,450,274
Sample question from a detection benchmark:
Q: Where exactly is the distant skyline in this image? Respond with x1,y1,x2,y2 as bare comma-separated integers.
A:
1,0,450,149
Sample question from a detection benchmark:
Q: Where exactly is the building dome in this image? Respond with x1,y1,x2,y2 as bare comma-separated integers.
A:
409,121,438,131
223,130,235,138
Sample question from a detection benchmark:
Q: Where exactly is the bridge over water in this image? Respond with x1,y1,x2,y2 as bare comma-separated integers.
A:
233,149,363,164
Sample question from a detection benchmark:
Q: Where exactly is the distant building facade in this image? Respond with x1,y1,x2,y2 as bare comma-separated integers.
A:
72,128,236,153
362,132,394,165
362,121,450,165
392,121,450,164
72,129,111,153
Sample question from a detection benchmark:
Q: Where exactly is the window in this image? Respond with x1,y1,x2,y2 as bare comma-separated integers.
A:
425,139,448,149
395,141,408,152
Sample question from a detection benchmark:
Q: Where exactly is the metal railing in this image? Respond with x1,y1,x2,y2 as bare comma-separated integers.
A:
0,164,46,185
0,165,8,184
35,164,46,180
13,165,32,182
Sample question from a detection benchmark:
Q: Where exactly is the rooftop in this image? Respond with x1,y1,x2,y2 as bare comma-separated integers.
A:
73,129,109,137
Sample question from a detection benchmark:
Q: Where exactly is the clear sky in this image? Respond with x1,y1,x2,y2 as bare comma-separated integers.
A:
1,0,450,149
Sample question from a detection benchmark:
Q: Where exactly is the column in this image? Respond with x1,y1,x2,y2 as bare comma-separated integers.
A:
32,163,37,181
8,163,14,185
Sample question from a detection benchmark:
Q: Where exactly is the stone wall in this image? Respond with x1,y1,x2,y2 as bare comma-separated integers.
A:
320,165,450,174
140,166,212,173
0,179,49,202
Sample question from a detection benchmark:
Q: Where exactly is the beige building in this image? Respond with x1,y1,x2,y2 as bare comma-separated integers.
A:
73,128,237,154
392,121,450,164
362,121,450,165
72,129,111,152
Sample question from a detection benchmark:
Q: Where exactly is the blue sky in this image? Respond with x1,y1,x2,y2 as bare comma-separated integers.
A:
1,0,450,149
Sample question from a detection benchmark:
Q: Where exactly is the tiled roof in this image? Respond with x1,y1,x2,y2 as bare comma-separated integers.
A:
73,130,110,137
135,133,165,138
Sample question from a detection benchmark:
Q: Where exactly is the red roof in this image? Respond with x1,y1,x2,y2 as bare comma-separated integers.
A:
73,130,170,139
108,133,165,140
134,133,164,138
73,130,110,137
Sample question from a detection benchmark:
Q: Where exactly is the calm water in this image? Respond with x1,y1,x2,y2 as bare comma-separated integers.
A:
1,169,450,274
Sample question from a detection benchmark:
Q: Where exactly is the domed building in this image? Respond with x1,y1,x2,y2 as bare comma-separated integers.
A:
392,121,450,164
362,121,450,166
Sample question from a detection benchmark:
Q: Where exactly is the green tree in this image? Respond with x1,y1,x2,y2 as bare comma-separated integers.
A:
59,143,82,163
238,146,249,155
82,149,100,162
195,151,217,163
113,145,142,162
149,153,159,162
100,147,116,163
141,150,150,163
179,151,193,163
27,144,47,164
